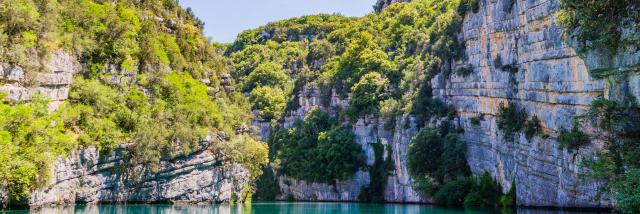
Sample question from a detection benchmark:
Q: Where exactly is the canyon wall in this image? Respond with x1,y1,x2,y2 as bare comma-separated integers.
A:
271,0,640,208
27,140,250,209
0,54,252,209
439,0,638,208
440,0,608,207
0,51,79,110
273,85,424,203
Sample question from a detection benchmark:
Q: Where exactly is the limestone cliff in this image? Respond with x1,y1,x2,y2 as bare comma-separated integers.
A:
0,51,79,111
272,85,423,202
267,0,639,208
0,55,253,209
440,0,610,208
27,140,250,209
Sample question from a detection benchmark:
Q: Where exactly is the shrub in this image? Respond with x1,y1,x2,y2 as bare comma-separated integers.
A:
496,102,528,141
434,178,474,206
558,0,640,53
249,86,287,121
408,129,444,185
408,128,470,197
500,180,517,207
348,72,389,117
454,64,474,77
243,62,289,92
470,114,482,126
359,143,393,203
463,191,483,207
475,171,503,207
0,95,75,199
558,128,589,151
254,167,280,201
524,115,542,140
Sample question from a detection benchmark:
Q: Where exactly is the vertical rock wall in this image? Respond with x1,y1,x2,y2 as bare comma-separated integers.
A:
272,0,639,208
27,141,251,208
0,51,79,110
271,84,425,203
431,0,638,208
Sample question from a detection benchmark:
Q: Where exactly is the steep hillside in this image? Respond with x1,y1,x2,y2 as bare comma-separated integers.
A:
0,0,267,208
235,0,639,211
1,0,638,211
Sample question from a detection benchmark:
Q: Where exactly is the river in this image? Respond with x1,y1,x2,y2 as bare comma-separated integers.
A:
1,202,610,214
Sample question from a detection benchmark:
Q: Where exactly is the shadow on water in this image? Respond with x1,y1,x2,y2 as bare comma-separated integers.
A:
0,202,611,214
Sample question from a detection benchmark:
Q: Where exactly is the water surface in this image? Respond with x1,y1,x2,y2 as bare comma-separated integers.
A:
2,202,610,214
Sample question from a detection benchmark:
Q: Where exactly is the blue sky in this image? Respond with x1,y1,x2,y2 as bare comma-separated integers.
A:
178,0,376,43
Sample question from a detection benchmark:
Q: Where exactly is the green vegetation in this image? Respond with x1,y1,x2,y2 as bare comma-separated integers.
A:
558,0,640,53
496,103,546,142
579,98,640,213
0,94,74,199
470,114,482,126
348,72,389,117
558,127,589,151
407,127,510,207
407,128,469,197
499,180,516,207
496,102,528,141
229,0,474,124
269,108,366,183
0,0,267,202
253,167,280,201
228,0,476,192
524,115,542,140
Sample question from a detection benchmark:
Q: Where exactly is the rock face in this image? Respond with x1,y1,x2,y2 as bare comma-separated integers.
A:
268,0,639,208
270,84,425,203
0,51,79,110
434,0,638,208
26,141,250,208
0,52,253,209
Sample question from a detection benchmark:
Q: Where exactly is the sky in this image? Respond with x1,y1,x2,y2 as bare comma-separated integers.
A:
178,0,376,43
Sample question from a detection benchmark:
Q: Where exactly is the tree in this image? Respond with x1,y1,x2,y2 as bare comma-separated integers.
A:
243,62,289,91
249,86,287,121
349,72,389,117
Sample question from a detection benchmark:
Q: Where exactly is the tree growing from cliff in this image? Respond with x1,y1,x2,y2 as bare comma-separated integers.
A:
270,108,366,183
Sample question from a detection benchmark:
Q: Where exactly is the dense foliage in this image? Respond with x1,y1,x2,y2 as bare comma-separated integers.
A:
496,102,528,141
228,0,474,124
496,102,544,142
0,0,267,201
407,128,469,197
0,94,74,199
269,108,366,183
579,98,640,213
406,127,509,207
229,0,476,196
558,0,640,53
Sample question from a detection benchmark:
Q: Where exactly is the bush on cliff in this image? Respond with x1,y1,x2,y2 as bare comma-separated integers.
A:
558,0,640,53
0,94,75,199
580,98,640,213
496,102,528,141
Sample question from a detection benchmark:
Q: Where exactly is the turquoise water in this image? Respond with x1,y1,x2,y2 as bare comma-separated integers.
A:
2,202,609,214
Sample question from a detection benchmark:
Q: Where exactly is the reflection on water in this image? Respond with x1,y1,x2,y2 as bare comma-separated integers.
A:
1,202,611,214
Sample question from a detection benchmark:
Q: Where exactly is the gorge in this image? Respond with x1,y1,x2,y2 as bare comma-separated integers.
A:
0,0,638,212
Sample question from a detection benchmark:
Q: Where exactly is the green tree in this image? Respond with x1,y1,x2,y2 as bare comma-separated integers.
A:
249,86,287,121
349,72,389,117
243,62,289,91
